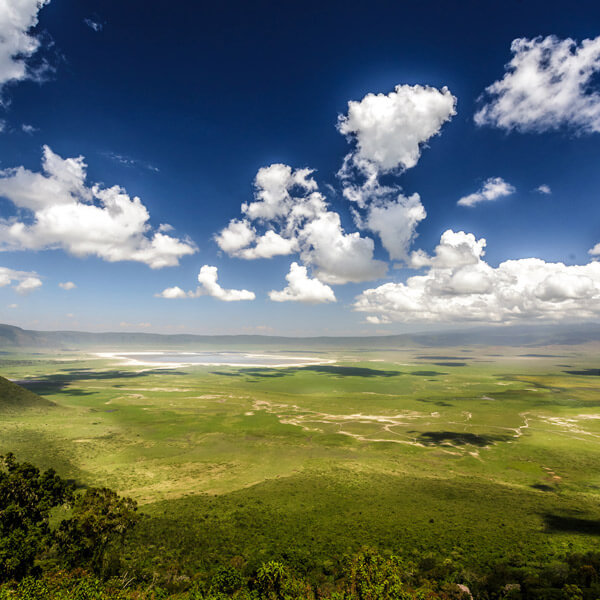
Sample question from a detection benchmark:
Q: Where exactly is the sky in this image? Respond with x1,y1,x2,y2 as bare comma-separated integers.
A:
1,0,600,335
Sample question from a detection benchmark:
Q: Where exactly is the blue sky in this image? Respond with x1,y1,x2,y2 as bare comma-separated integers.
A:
1,0,600,335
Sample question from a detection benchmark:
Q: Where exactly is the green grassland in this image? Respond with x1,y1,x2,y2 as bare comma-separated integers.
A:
1,344,600,579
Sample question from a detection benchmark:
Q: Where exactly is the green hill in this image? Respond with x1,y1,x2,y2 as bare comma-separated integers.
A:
0,375,55,412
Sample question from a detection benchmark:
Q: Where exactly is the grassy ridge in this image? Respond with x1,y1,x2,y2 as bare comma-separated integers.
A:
0,375,55,412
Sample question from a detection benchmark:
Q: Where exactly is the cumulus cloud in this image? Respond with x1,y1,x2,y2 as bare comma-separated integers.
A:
157,266,255,302
338,84,456,174
214,84,457,288
335,85,455,263
0,0,50,93
355,229,600,323
536,184,552,194
269,262,336,304
475,35,600,133
0,145,197,268
298,211,386,284
58,281,76,290
216,220,297,260
196,265,255,301
363,193,427,261
14,276,41,294
365,315,391,325
0,266,42,294
457,177,515,207
216,163,386,284
155,285,188,299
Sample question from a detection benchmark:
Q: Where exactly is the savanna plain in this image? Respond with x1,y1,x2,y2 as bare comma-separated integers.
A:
2,340,600,598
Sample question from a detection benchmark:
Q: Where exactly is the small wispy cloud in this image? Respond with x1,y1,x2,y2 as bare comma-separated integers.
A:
59,281,76,290
457,177,515,208
535,184,552,195
84,18,103,32
21,123,38,135
0,267,42,295
104,151,159,173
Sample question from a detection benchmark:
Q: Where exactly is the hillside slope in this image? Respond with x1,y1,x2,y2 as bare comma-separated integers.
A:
0,375,55,412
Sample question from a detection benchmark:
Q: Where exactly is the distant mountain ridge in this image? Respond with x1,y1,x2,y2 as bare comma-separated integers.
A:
1,322,600,349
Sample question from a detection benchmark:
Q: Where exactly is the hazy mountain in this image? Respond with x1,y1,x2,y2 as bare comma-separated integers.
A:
1,322,600,350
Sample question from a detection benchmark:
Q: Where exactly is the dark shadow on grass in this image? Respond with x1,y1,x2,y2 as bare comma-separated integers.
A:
416,399,454,407
433,362,467,367
210,371,242,377
410,371,447,377
414,356,467,360
417,431,512,447
18,368,188,394
240,369,287,378
564,369,600,376
544,514,600,535
19,382,95,396
293,365,402,377
532,483,555,492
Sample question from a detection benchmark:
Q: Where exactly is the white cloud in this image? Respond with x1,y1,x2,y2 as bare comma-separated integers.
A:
216,219,297,259
364,193,426,261
14,275,41,294
0,265,42,294
588,243,600,256
196,265,255,301
475,35,600,133
298,211,387,284
242,163,318,222
0,0,50,93
237,231,298,260
335,85,453,263
457,177,515,207
536,184,552,194
8,303,17,308
0,146,196,268
158,266,255,302
214,85,457,286
155,285,188,299
355,229,600,323
104,152,159,173
215,219,256,255
269,262,336,304
84,18,102,32
216,163,386,284
21,123,36,134
58,281,76,290
365,315,390,325
338,84,456,173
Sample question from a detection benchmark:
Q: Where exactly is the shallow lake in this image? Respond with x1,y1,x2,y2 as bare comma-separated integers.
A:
111,352,325,366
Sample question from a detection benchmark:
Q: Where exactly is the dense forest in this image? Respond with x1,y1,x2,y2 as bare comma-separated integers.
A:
1,453,600,599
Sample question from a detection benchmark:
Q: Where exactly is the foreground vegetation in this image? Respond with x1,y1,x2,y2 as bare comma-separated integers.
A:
1,345,600,597
2,452,600,599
